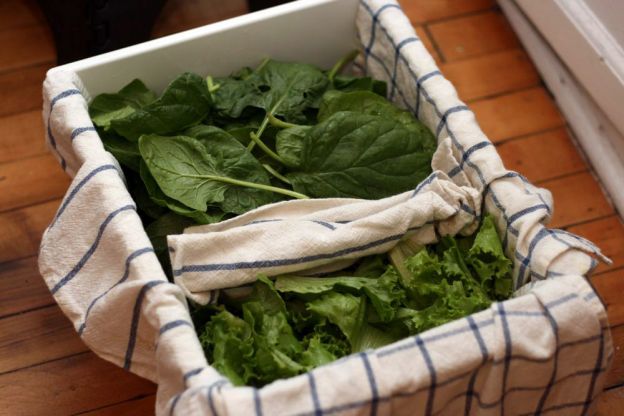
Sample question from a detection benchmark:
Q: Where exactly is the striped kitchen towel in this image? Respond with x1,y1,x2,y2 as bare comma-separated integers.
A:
169,169,481,304
38,0,612,415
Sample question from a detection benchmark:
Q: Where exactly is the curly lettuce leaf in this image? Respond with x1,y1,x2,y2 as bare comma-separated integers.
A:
200,309,255,386
466,215,513,299
276,271,405,322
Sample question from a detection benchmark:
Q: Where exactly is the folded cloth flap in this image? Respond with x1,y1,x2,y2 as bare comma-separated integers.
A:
168,171,481,304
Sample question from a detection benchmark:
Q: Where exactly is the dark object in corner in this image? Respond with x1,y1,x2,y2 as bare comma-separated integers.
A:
248,0,290,12
37,0,167,64
37,0,290,65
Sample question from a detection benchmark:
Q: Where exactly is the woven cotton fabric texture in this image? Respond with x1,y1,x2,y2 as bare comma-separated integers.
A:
38,0,612,414
169,171,482,304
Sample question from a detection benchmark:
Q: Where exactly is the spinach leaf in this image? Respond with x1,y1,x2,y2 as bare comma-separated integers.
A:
275,125,311,169
99,130,141,172
332,75,387,96
287,111,434,199
319,90,436,145
227,126,256,146
139,134,302,215
146,212,195,252
89,79,157,130
111,73,212,141
212,60,329,123
139,161,224,224
145,212,196,277
125,168,167,220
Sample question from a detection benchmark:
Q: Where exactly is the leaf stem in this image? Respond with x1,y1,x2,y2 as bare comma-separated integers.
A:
388,244,412,285
174,170,309,200
256,57,270,72
268,114,299,129
249,132,287,165
247,116,269,151
263,164,292,185
247,94,287,152
328,49,360,82
206,76,220,93
216,174,308,199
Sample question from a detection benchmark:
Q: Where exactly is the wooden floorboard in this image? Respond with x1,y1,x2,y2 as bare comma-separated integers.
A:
0,305,86,374
0,0,622,413
543,172,615,229
592,269,624,330
0,352,155,416
0,154,69,212
568,215,624,275
605,324,624,388
0,198,60,263
428,9,520,62
0,110,47,164
0,62,53,117
0,24,55,73
0,256,54,318
77,395,157,416
441,49,541,102
0,0,45,31
597,385,624,416
400,0,495,26
471,87,566,143
496,127,587,184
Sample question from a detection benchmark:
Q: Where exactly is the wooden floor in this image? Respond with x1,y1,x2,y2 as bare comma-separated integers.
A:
0,0,623,414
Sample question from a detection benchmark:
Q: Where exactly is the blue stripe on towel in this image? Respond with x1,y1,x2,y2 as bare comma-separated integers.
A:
51,204,136,294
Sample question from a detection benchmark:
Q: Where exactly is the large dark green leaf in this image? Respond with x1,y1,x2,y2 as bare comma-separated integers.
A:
99,130,142,172
318,90,436,145
139,133,279,214
89,79,157,130
145,212,196,278
139,161,224,224
275,125,311,169
111,73,212,141
124,168,168,220
287,111,434,199
332,75,387,96
212,60,329,123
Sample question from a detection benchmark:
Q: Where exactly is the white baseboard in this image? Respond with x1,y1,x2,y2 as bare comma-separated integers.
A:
498,0,624,216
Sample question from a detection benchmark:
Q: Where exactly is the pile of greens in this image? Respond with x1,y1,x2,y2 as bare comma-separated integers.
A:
192,215,512,386
88,54,513,387
88,53,437,271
